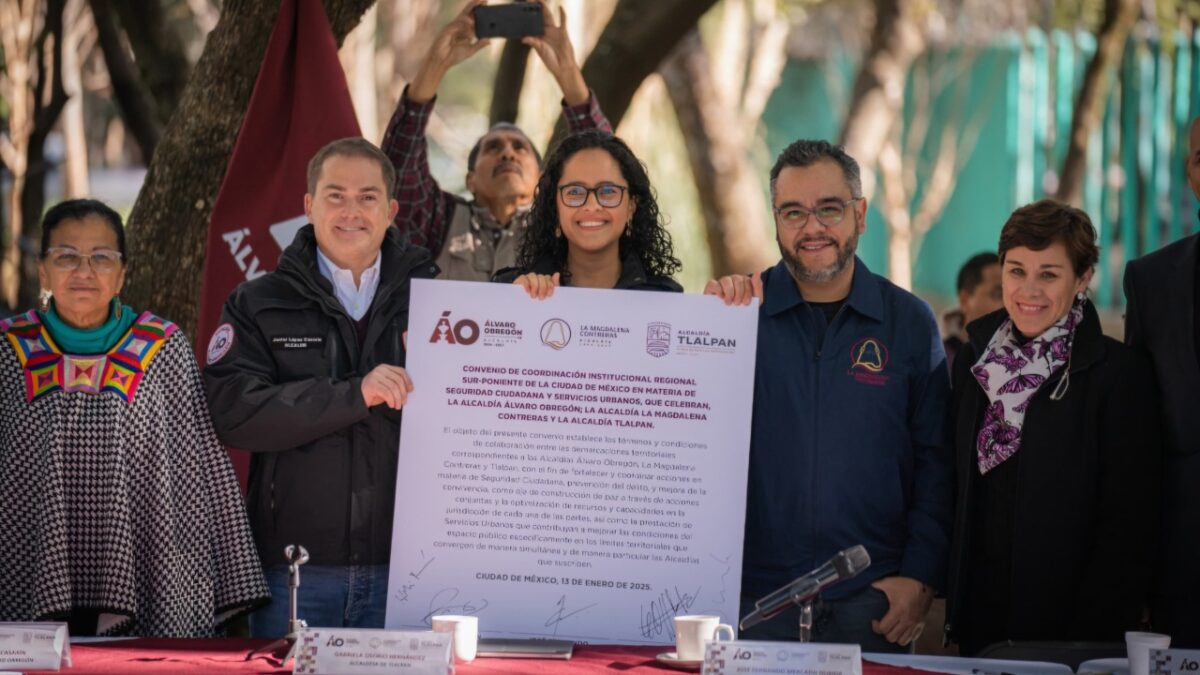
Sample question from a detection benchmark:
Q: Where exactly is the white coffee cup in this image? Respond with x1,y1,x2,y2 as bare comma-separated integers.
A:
674,614,734,661
1126,631,1171,675
431,614,478,663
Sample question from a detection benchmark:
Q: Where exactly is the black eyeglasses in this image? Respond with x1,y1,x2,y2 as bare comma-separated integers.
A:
774,198,862,229
559,183,628,208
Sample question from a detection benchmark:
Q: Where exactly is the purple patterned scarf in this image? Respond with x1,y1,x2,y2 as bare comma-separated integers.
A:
971,301,1084,474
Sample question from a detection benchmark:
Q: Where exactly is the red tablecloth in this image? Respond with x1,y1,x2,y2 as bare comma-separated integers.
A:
19,639,944,674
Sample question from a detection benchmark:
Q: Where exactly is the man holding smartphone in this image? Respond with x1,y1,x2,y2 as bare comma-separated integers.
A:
382,0,612,281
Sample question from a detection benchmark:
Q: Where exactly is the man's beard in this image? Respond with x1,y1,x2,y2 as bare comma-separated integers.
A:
779,229,859,284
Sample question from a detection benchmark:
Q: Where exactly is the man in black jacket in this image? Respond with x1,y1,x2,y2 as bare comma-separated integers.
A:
1123,115,1200,646
204,138,437,636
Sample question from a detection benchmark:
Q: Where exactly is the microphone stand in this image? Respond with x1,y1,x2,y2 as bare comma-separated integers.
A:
739,545,871,642
246,545,309,663
799,601,813,643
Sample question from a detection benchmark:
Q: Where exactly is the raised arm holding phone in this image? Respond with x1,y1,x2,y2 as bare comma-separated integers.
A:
381,0,612,282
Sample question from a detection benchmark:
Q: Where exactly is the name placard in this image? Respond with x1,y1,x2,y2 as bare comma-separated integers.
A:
702,641,862,675
0,622,71,671
1151,649,1200,675
293,629,451,675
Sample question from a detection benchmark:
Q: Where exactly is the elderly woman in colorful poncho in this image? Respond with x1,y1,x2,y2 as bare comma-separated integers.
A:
0,199,268,636
944,199,1162,653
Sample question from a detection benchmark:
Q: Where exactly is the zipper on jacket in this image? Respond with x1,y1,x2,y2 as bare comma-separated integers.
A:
810,305,844,362
269,463,277,526
809,306,823,568
808,303,843,564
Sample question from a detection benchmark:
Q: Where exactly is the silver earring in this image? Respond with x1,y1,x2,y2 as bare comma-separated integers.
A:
39,289,51,313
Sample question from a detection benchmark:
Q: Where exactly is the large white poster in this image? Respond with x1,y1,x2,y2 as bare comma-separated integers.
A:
386,279,758,645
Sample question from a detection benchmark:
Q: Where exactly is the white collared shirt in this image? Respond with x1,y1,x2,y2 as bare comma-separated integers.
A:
316,248,380,321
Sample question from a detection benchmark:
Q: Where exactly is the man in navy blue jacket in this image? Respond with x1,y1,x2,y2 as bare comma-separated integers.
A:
707,140,953,652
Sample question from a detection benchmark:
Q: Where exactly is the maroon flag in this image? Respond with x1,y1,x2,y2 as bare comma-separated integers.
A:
198,0,361,486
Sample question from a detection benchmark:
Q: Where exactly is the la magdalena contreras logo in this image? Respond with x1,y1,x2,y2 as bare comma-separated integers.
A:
540,319,571,349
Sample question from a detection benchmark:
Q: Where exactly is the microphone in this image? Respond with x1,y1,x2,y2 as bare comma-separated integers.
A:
739,545,871,631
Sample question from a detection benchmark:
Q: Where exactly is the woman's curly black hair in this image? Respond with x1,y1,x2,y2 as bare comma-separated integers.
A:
516,130,682,280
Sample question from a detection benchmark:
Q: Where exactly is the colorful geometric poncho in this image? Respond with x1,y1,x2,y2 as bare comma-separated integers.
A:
2,310,177,403
0,310,269,636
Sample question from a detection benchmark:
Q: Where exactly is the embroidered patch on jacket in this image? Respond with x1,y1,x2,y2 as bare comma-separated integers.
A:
849,337,891,386
207,323,235,365
446,232,478,254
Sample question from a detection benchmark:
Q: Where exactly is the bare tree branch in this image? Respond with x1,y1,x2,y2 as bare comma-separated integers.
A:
661,28,773,278
490,40,531,126
877,50,1001,289
489,40,531,126
17,0,70,309
739,7,789,138
0,137,18,172
61,0,94,198
547,0,719,149
112,0,190,126
1055,0,1139,205
90,0,161,162
712,0,748,110
0,0,41,310
838,0,925,198
339,4,378,140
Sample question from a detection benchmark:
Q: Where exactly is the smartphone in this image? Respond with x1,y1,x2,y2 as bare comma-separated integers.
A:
474,2,544,39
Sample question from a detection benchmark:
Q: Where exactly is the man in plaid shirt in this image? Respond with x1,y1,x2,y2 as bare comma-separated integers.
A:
381,0,612,282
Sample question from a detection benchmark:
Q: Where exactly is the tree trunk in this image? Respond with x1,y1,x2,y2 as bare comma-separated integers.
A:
340,3,378,140
16,0,70,312
874,51,989,288
1055,0,1139,206
490,40,531,126
837,0,924,198
878,137,913,290
90,0,161,163
375,0,438,119
374,0,438,142
61,0,93,198
121,0,375,338
547,0,719,148
113,0,190,128
661,29,773,278
1,0,41,311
